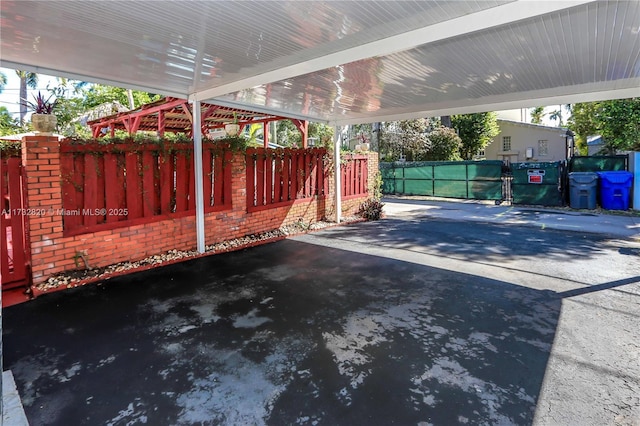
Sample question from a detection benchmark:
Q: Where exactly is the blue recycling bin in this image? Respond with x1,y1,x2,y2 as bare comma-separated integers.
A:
596,171,633,210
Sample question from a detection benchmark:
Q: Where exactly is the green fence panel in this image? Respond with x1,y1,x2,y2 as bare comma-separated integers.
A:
434,180,467,198
380,161,505,200
569,155,627,172
468,180,503,200
379,165,396,180
404,179,434,196
512,184,563,206
511,162,563,206
467,161,503,180
403,165,434,179
382,177,396,194
433,163,467,180
380,163,397,194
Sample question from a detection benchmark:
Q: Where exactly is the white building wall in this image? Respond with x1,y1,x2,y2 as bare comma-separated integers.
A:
483,120,568,163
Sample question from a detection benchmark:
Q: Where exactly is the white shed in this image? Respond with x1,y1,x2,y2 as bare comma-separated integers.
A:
482,120,573,164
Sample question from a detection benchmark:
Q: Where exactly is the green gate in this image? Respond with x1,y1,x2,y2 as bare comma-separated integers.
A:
568,155,628,172
381,161,504,201
510,161,564,206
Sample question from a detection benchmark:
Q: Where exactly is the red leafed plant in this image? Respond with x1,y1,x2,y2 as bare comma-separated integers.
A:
23,91,57,114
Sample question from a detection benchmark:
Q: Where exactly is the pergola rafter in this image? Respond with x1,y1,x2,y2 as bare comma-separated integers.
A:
88,97,308,147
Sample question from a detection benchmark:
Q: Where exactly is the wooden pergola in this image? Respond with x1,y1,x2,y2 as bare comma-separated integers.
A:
87,97,310,148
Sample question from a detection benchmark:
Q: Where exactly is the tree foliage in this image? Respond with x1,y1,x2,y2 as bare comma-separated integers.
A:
0,106,21,136
569,99,640,153
82,84,161,110
309,122,334,149
275,120,334,148
396,119,432,161
451,112,499,160
379,118,464,162
424,127,462,161
530,106,545,124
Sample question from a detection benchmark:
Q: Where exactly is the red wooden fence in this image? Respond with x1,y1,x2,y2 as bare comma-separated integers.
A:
246,148,328,211
1,154,30,288
60,141,232,236
341,154,369,199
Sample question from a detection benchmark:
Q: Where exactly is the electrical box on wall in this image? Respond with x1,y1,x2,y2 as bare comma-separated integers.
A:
526,147,534,158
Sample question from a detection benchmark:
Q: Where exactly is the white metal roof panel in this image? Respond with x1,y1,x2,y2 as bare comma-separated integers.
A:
1,1,638,124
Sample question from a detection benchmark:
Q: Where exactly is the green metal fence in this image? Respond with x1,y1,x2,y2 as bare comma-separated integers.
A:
380,160,504,200
568,155,628,172
381,155,628,208
510,161,564,206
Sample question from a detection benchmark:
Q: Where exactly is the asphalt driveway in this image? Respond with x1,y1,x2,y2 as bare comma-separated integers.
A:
3,200,640,425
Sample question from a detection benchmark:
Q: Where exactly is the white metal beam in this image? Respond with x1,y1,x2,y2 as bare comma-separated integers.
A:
204,98,325,123
331,83,640,126
192,101,206,253
190,0,595,102
333,125,342,224
0,61,189,100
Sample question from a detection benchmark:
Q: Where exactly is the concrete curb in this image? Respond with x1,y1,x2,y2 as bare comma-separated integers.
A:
2,371,28,426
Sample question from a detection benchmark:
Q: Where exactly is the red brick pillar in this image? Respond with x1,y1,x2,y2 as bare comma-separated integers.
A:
21,136,65,286
231,152,247,215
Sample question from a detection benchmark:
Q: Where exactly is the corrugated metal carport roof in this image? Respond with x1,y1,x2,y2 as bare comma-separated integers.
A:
1,1,638,124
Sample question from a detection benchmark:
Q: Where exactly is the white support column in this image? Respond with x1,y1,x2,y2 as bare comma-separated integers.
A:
631,152,640,210
192,101,206,253
334,125,342,223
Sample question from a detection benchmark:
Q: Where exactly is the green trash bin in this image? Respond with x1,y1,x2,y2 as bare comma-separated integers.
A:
568,172,598,209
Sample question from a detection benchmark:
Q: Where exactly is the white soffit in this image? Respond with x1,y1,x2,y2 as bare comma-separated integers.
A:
1,1,638,124
215,0,640,124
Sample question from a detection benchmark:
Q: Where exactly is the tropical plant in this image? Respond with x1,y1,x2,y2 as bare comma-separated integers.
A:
530,106,545,124
23,91,57,114
548,104,571,126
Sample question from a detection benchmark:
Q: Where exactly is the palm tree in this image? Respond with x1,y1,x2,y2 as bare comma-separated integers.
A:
548,108,562,125
16,70,38,125
0,72,6,92
548,104,572,126
530,106,545,124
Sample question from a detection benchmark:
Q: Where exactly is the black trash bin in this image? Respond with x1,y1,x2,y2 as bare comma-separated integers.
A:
568,172,598,209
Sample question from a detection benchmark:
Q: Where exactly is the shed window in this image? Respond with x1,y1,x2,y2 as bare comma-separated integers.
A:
502,136,511,151
538,140,548,156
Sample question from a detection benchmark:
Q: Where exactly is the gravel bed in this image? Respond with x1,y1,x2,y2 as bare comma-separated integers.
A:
37,217,362,292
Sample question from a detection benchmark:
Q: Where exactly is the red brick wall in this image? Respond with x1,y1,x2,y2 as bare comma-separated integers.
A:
21,136,376,286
